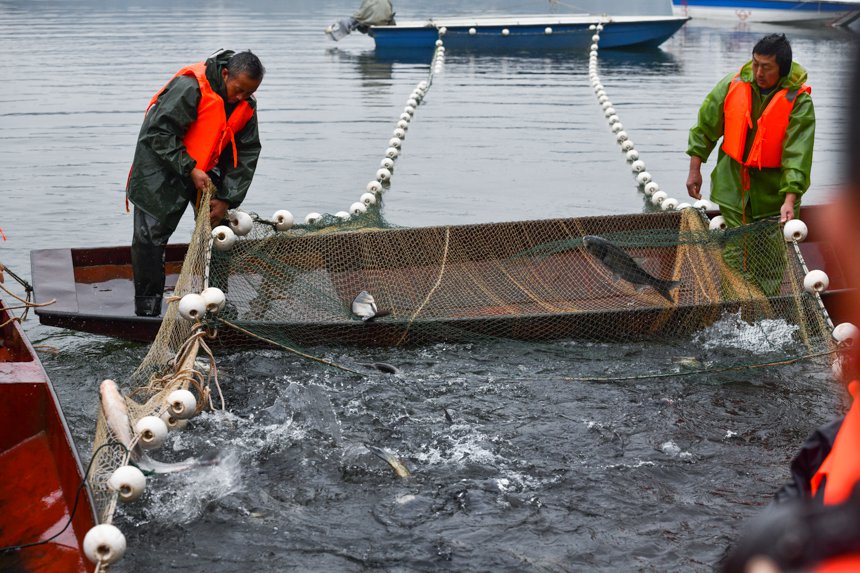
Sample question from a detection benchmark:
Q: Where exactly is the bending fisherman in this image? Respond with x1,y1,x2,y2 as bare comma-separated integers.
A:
325,0,396,41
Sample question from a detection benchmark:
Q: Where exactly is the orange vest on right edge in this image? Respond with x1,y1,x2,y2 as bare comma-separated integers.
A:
721,70,811,169
147,62,255,173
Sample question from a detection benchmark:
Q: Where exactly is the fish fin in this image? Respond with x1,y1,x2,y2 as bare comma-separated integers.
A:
633,257,648,267
656,280,681,303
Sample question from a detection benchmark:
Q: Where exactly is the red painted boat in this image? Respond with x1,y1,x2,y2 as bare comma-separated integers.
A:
28,204,852,346
0,294,97,572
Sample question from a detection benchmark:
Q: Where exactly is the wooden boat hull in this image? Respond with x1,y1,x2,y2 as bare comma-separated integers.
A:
370,15,690,51
30,205,849,348
0,296,97,572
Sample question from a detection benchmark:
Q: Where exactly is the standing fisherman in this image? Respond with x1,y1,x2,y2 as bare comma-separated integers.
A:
127,50,264,317
685,34,815,295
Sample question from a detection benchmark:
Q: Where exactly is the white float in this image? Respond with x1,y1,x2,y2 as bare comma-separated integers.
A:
650,191,668,206
167,388,197,419
592,34,600,42
469,27,476,35
385,147,400,159
134,415,168,450
783,219,809,242
631,160,646,173
200,287,226,313
643,181,659,197
397,119,409,130
661,198,679,211
228,210,253,236
211,226,236,251
626,149,640,162
108,465,147,503
380,157,394,170
709,215,727,231
335,211,351,221
502,28,510,36
83,524,127,565
611,123,623,134
621,140,635,152
272,209,294,231
360,192,377,206
393,128,406,139
376,168,392,182
367,181,382,193
350,202,368,215
694,199,716,211
160,409,188,431
304,212,321,225
833,323,860,345
636,172,652,185
677,202,692,210
803,269,830,293
616,131,629,143
178,293,206,321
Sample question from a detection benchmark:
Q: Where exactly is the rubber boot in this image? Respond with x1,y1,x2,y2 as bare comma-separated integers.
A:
134,295,163,317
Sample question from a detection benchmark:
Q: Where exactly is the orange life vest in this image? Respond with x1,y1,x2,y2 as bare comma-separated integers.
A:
815,555,860,573
811,380,860,505
721,70,811,169
147,61,255,173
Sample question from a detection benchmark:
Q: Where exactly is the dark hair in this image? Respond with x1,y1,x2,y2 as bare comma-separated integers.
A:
227,51,265,81
753,33,792,77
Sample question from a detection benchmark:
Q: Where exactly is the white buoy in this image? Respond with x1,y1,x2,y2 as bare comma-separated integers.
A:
160,409,188,431
305,212,322,225
598,95,608,104
644,181,660,196
592,34,600,42
803,269,830,293
435,39,443,47
469,27,477,35
621,140,635,152
650,191,668,206
134,415,168,450
388,137,402,148
545,27,553,34
604,108,616,118
590,43,598,51
272,209,294,231
694,199,716,211
397,119,409,130
608,115,620,125
601,100,613,110
709,215,727,231
400,112,411,122
360,192,377,206
376,168,392,182
83,524,126,565
636,171,652,185
407,98,419,108
108,465,146,503
677,202,692,210
418,81,428,90
350,202,367,216
833,323,860,345
661,198,679,211
783,219,809,242
616,131,629,143
211,225,236,251
626,149,640,162
631,160,646,173
589,24,596,30
611,123,623,134
393,128,406,139
502,28,510,36
385,147,400,159
178,293,206,321
200,287,226,313
335,211,351,221
167,388,197,419
596,89,606,98
380,157,394,170
367,181,382,194
590,50,598,58
404,105,415,116
439,26,447,35
228,210,253,236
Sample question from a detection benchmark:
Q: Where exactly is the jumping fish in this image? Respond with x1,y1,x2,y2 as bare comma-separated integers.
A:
364,443,410,478
583,235,680,303
99,379,213,474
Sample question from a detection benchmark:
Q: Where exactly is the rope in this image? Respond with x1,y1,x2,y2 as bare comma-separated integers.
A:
396,226,451,346
217,318,363,375
563,348,840,382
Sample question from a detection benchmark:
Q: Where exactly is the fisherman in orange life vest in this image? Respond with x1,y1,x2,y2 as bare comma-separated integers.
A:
721,50,860,573
126,50,264,317
686,34,814,296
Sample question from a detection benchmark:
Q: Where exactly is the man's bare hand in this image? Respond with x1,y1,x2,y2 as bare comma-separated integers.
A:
687,156,704,200
210,198,229,228
0,261,5,284
190,168,211,193
780,193,797,223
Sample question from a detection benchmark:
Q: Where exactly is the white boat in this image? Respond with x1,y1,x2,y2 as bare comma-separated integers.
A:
671,0,860,25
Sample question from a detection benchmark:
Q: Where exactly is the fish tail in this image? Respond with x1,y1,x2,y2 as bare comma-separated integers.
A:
656,280,681,303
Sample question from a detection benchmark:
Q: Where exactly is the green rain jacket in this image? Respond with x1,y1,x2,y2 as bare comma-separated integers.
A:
687,60,815,222
126,50,262,230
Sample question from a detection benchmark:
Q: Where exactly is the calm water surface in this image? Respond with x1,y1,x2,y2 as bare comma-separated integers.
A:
0,1,855,571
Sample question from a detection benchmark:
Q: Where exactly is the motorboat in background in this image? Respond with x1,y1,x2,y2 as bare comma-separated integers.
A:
368,14,690,51
672,0,860,25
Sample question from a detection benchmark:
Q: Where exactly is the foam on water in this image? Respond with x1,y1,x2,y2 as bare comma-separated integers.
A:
695,311,801,354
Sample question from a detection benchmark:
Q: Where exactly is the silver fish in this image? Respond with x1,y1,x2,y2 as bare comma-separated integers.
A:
99,379,212,474
351,290,392,321
583,235,680,303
